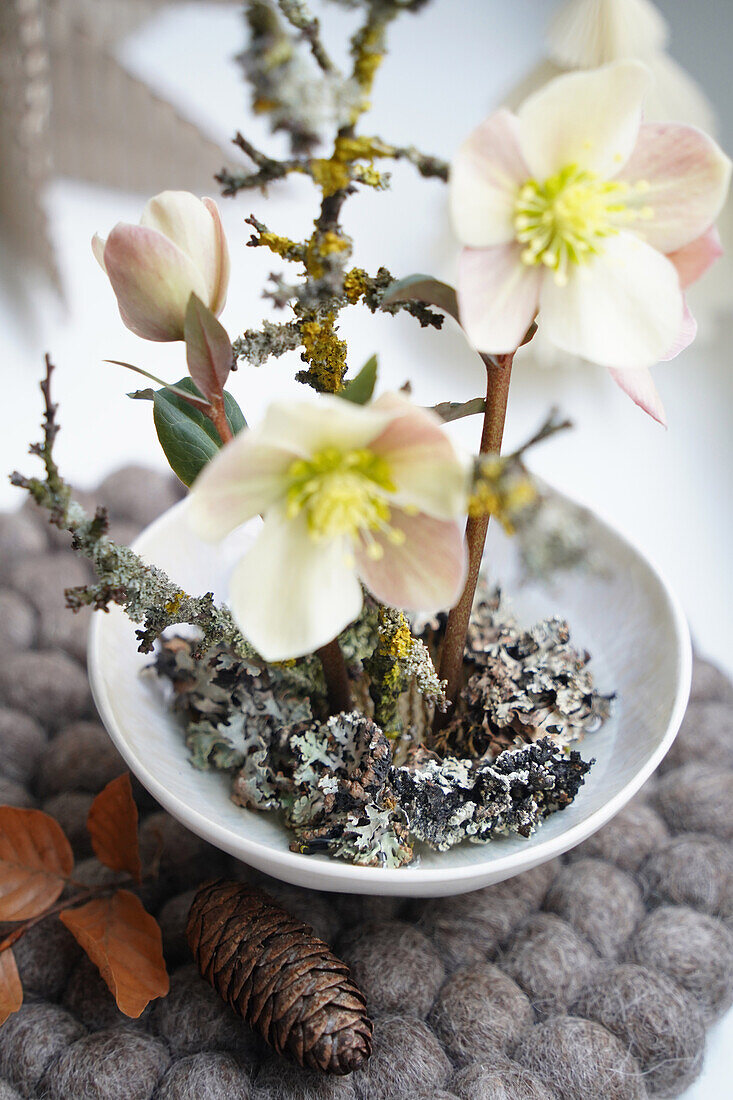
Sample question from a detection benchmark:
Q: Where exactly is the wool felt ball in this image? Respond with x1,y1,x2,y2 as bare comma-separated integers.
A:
0,589,36,650
138,813,228,896
97,466,183,528
0,511,47,568
0,1081,22,1100
428,963,533,1065
259,880,342,944
156,889,199,967
253,1059,358,1099
156,1053,253,1100
0,1003,86,1097
625,905,733,1022
40,1027,170,1100
37,721,124,798
0,707,46,785
332,892,403,928
652,764,733,841
13,916,81,1001
151,964,262,1063
0,649,91,729
568,801,669,873
689,657,733,705
663,700,733,771
637,833,733,915
0,776,34,808
413,1092,460,1100
62,956,144,1032
499,913,600,1019
570,963,705,1097
339,920,445,1019
417,886,530,971
42,791,95,857
543,858,644,958
7,551,90,618
452,1059,559,1100
351,1015,452,1100
513,1016,648,1100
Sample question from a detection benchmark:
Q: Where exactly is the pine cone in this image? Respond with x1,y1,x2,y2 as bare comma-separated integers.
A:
187,879,373,1075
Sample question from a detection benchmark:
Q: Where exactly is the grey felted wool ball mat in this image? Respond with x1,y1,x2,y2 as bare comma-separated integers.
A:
1,467,733,1100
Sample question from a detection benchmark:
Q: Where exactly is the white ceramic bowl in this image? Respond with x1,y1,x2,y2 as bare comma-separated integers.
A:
88,493,690,897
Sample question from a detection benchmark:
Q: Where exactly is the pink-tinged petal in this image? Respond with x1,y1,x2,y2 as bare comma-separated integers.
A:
202,197,230,315
141,192,227,315
258,395,393,458
619,123,731,253
660,301,697,361
188,429,295,540
356,511,467,614
228,509,364,661
457,244,541,354
449,109,530,248
540,231,683,369
103,224,208,341
608,366,666,426
370,394,468,520
667,227,723,290
91,233,107,273
517,60,650,179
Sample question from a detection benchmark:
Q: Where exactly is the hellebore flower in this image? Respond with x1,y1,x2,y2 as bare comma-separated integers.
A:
450,61,730,422
188,393,468,661
92,191,230,341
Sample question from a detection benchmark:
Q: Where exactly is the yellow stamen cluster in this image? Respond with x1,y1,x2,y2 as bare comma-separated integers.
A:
468,457,537,534
514,165,652,285
286,447,405,556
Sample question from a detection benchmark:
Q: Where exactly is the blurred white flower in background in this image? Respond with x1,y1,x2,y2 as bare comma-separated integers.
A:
503,0,731,371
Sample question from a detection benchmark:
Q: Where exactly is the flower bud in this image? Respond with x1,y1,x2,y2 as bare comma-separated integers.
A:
92,191,230,342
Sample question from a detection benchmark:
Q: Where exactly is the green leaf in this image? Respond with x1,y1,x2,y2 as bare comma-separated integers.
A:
152,378,246,487
340,354,378,405
380,275,459,322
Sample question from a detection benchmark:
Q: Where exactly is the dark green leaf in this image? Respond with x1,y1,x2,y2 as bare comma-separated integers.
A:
380,275,459,322
152,378,246,487
340,354,378,405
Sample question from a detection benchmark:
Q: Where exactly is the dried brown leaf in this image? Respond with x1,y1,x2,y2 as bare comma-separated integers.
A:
87,774,141,883
0,807,74,921
0,949,23,1026
60,889,169,1017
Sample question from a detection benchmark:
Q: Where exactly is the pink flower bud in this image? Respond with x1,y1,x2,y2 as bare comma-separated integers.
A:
92,191,230,342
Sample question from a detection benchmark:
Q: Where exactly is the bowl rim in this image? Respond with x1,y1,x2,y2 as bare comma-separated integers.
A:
88,490,691,893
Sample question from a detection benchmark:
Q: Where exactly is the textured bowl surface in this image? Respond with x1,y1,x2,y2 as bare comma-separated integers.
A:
88,494,690,896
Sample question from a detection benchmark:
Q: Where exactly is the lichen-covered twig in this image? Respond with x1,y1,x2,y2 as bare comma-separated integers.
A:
10,357,256,659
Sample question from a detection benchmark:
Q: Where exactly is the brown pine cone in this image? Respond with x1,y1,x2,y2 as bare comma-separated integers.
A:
187,879,373,1075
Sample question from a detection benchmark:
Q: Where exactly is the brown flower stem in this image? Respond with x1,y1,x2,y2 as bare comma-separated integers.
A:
317,637,352,714
210,399,233,445
434,353,515,730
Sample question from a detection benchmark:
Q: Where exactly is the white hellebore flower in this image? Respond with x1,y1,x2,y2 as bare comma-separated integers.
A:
450,61,731,423
188,393,469,662
92,191,230,342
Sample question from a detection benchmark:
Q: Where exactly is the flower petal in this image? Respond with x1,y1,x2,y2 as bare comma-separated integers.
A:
228,510,364,661
369,394,469,520
517,60,650,179
355,510,467,614
540,231,683,368
141,192,227,314
660,301,697,361
188,430,295,540
91,233,107,273
449,109,529,247
547,0,668,69
608,366,666,426
619,122,731,253
667,227,723,290
202,197,230,315
103,224,208,341
457,244,541,354
257,395,393,458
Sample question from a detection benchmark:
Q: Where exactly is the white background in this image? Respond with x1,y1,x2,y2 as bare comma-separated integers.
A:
1,3,731,1094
